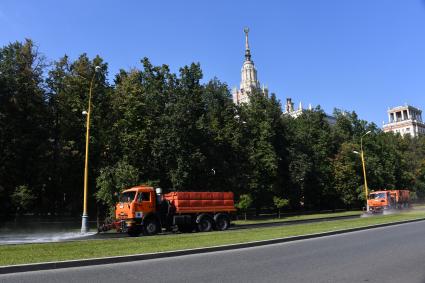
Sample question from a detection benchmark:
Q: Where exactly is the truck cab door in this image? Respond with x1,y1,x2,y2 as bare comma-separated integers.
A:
135,192,155,217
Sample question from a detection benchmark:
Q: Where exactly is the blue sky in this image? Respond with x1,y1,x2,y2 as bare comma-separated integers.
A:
1,0,425,125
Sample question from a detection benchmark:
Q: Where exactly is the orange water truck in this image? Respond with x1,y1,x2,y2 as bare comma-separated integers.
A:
367,190,409,213
99,185,236,236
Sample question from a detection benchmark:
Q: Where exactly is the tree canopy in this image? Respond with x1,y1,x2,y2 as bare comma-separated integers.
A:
1,39,424,217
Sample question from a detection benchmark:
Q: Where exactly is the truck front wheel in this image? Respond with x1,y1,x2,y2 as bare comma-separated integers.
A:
143,219,159,236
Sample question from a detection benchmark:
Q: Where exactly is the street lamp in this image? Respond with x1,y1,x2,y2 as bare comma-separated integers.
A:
353,130,371,211
81,65,101,233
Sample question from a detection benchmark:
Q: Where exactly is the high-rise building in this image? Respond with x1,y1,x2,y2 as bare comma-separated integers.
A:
231,28,336,126
232,28,268,104
383,105,425,137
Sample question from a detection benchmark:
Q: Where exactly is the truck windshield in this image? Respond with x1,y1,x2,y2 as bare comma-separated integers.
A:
119,192,136,203
369,193,386,199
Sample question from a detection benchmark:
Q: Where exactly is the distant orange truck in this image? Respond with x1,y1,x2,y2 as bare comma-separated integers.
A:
101,185,236,236
367,190,410,213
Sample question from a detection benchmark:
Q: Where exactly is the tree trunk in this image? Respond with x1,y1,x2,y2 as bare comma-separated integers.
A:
244,212,247,221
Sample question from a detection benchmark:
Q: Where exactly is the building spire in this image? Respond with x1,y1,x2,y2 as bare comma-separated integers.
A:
244,27,251,61
233,27,267,105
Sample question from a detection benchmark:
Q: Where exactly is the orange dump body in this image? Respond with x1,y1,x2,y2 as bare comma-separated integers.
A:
393,190,409,203
164,191,236,214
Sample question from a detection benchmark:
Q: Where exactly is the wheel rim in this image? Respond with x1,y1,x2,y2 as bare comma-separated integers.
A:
216,217,228,230
216,219,223,229
200,219,211,231
147,222,156,233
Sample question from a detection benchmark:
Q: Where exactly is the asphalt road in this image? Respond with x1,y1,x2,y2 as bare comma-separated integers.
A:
1,220,424,283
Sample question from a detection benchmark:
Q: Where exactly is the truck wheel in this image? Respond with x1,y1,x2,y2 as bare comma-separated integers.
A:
127,227,142,237
143,219,159,236
197,215,213,232
214,214,230,231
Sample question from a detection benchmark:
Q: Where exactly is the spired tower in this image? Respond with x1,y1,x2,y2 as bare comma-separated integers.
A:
232,28,268,104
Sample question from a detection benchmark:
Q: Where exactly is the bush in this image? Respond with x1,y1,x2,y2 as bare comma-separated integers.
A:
273,196,289,218
11,185,36,213
236,194,253,220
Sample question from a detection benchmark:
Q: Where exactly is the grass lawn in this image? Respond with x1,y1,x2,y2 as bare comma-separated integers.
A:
1,210,424,266
233,210,362,225
412,203,425,210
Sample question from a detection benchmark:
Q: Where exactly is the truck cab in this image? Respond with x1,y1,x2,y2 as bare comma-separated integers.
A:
115,186,160,236
367,191,391,212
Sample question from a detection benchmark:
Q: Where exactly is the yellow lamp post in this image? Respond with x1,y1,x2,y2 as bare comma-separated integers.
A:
353,130,371,212
81,66,101,233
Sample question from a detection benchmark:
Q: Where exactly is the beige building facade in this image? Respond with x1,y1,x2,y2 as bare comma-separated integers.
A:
284,98,310,118
383,105,425,137
283,97,337,125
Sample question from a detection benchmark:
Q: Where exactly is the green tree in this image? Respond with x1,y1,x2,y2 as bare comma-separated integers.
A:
287,108,334,209
333,142,362,208
0,39,49,215
197,78,246,192
110,59,177,189
238,91,281,211
273,196,289,218
96,159,140,216
11,185,37,214
236,194,253,220
408,136,425,199
46,53,111,215
110,59,244,194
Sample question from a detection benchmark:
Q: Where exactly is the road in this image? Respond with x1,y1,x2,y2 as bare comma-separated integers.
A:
1,220,424,283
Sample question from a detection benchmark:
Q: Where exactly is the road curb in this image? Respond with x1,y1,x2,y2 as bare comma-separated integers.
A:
1,217,424,275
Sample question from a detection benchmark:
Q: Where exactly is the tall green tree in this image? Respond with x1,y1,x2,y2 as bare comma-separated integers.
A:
287,108,334,209
237,91,283,210
197,78,246,193
46,53,111,215
333,142,362,207
0,39,49,215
